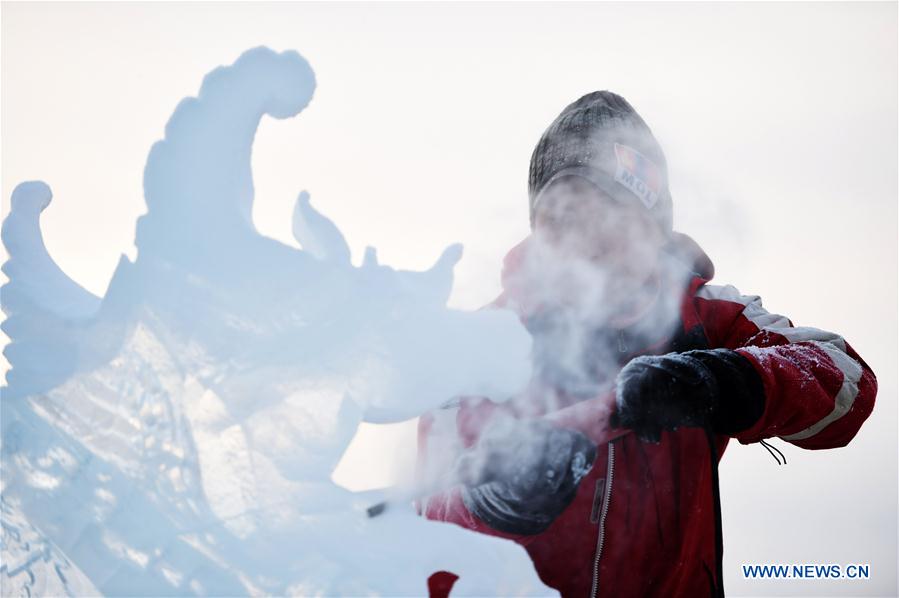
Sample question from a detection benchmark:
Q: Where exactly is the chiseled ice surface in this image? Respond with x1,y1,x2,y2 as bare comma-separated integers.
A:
0,496,100,597
1,46,552,596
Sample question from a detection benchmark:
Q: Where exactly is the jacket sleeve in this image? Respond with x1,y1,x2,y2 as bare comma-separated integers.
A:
415,408,540,547
694,283,877,450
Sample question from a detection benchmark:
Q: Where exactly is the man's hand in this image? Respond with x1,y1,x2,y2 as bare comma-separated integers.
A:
458,417,596,535
612,349,766,443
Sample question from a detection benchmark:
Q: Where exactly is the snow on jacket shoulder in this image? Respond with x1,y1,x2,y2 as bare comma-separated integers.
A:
417,234,877,597
693,282,877,450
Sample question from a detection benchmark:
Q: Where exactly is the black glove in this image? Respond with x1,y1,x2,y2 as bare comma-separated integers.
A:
458,417,596,535
611,349,766,443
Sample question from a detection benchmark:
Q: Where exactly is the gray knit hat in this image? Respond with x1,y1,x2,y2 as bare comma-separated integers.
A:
528,91,673,233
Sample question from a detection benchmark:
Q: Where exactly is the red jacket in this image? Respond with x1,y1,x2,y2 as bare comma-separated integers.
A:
416,234,877,597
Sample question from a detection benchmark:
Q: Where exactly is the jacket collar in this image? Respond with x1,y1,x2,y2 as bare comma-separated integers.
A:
494,231,714,321
489,232,715,411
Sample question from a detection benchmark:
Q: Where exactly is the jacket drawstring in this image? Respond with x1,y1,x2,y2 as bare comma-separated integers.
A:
759,439,787,465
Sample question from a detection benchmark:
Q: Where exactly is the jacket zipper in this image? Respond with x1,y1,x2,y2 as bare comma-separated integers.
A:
589,440,615,598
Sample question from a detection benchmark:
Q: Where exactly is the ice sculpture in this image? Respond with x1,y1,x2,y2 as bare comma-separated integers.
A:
1,47,553,596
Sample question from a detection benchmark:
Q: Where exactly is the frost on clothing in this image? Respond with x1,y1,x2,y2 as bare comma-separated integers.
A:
417,235,876,597
693,284,876,450
0,47,554,596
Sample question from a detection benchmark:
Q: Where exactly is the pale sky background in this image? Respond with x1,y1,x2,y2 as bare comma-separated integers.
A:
2,2,897,596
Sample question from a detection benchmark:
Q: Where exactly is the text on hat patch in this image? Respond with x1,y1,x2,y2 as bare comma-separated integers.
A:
614,143,661,210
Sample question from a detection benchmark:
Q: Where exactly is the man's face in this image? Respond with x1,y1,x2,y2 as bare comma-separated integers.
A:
533,176,666,280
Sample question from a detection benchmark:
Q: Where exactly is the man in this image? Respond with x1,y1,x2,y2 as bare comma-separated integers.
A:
416,91,877,597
